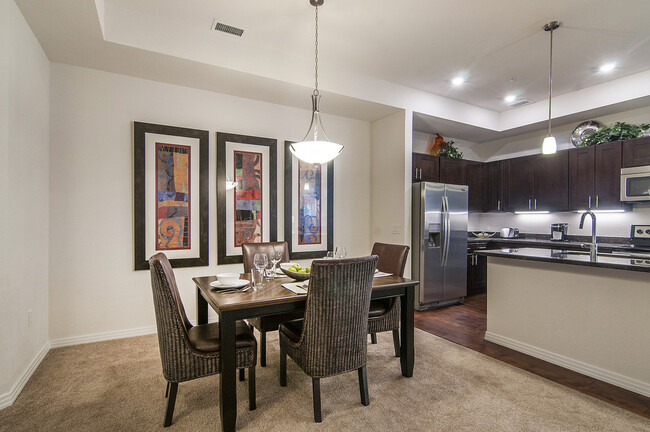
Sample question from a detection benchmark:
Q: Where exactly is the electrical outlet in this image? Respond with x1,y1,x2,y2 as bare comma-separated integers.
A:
392,225,401,234
28,309,32,327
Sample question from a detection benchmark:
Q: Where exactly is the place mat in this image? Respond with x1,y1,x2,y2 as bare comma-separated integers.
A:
282,281,308,295
374,271,392,278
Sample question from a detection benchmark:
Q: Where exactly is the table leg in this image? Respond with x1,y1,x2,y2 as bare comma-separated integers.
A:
197,285,208,325
400,285,414,377
220,313,237,432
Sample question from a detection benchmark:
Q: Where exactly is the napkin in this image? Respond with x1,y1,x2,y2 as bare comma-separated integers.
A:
282,281,308,294
374,271,392,278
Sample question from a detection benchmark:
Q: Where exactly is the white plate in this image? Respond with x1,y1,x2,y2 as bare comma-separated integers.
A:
209,279,249,289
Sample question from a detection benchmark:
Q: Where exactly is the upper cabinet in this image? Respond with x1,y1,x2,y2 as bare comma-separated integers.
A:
502,156,535,211
485,161,504,212
534,151,569,212
570,141,626,210
502,152,569,212
412,153,439,182
439,158,466,185
465,161,484,212
412,135,649,213
622,136,650,167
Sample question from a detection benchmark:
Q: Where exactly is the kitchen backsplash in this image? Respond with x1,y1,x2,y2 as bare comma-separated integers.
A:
468,204,650,238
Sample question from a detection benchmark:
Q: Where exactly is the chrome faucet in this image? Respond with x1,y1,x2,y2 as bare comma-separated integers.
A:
579,210,597,259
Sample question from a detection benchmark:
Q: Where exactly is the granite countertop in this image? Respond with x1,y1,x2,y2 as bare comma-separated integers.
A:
476,247,650,273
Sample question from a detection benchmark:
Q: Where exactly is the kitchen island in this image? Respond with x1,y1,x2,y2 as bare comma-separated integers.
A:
477,247,650,397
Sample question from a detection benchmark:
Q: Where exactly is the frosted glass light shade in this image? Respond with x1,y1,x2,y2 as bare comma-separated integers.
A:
542,135,557,154
291,96,343,164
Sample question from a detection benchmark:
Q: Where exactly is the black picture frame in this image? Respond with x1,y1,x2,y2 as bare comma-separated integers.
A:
284,140,334,259
217,132,278,264
133,121,209,270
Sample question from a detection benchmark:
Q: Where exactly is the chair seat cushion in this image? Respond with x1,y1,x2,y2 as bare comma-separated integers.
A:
248,311,304,333
368,299,392,318
278,319,304,343
188,321,256,353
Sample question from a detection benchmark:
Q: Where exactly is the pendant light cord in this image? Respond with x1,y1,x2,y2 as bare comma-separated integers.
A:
313,4,319,97
548,27,554,136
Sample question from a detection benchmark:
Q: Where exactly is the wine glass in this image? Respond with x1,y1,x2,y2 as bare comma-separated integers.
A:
325,251,334,259
253,253,268,286
269,250,283,279
335,247,347,259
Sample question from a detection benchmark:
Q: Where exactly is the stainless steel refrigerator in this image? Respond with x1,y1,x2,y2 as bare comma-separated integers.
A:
412,182,468,311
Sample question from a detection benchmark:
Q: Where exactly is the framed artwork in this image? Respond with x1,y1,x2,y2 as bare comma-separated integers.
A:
217,132,277,264
284,141,334,259
133,122,209,270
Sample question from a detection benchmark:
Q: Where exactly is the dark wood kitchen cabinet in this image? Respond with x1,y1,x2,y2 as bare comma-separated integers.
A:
467,251,487,296
570,141,625,210
412,153,439,182
534,151,569,211
502,152,568,211
465,161,484,212
622,136,650,167
439,157,467,185
502,156,535,211
485,160,504,212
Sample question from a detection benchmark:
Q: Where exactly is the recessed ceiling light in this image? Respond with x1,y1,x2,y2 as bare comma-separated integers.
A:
599,62,616,72
504,94,516,103
452,77,464,86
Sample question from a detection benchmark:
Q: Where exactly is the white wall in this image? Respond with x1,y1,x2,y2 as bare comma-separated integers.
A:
48,63,371,342
370,111,411,247
0,0,50,406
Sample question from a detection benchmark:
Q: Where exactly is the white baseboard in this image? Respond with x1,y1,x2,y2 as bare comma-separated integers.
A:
49,325,158,348
484,331,650,398
0,342,50,410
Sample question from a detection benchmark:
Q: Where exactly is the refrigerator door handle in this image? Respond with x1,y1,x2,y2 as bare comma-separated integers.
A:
441,196,451,266
440,196,447,266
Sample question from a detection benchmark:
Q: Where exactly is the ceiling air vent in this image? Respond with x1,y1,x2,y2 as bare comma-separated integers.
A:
509,99,530,108
212,20,244,37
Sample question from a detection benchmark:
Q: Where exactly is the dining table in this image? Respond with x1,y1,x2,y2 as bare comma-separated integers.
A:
193,272,419,432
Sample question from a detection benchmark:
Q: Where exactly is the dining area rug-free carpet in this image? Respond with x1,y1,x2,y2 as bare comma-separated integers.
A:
0,329,648,431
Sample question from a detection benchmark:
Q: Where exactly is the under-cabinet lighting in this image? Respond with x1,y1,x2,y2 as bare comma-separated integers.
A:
574,209,625,213
514,210,550,215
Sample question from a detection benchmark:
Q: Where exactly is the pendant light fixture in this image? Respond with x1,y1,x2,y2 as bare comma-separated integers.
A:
542,20,560,155
290,0,343,165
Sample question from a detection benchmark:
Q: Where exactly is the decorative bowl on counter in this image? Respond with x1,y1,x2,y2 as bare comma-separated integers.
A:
471,231,497,238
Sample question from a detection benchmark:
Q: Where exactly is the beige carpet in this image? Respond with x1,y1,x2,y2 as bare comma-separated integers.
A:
1,329,648,432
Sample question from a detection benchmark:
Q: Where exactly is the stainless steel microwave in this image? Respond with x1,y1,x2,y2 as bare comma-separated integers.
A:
621,166,650,202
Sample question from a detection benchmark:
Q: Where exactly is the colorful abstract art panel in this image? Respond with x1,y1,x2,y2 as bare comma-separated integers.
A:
155,142,190,250
234,150,263,247
298,160,321,245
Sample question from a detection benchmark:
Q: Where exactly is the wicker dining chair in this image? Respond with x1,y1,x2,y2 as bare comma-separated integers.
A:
278,256,378,423
149,253,257,427
368,243,410,357
242,241,304,367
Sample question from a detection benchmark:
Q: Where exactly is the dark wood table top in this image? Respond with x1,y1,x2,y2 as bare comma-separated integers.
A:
193,274,418,312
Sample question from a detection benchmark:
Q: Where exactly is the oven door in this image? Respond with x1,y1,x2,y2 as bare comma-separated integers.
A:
621,166,650,202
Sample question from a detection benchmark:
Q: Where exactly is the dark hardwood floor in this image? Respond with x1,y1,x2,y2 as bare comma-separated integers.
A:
415,294,650,419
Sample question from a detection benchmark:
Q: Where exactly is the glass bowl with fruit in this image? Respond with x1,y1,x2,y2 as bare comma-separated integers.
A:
279,263,311,281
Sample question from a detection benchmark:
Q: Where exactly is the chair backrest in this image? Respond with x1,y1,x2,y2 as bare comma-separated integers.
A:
371,242,409,277
241,241,290,273
149,253,194,381
298,255,378,378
